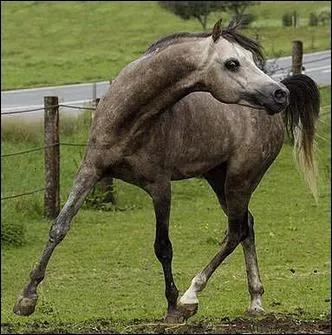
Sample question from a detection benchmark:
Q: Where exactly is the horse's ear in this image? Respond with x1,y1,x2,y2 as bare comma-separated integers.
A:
212,19,222,42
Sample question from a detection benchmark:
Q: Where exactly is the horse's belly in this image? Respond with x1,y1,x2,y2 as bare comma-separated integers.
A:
170,152,229,180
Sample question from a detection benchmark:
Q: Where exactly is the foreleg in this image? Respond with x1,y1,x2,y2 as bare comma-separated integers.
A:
13,164,99,316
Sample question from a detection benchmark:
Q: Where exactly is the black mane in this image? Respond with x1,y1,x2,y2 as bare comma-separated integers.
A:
146,20,264,64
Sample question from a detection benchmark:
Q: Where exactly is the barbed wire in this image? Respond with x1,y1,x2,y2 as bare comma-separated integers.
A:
1,103,96,115
264,55,331,74
60,142,87,147
1,106,49,115
1,143,59,158
1,142,86,200
59,104,96,110
1,188,45,201
303,55,331,65
1,142,87,159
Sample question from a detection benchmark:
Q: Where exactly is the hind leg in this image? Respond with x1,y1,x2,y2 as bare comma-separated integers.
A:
13,162,100,316
204,167,264,315
204,166,264,315
178,199,250,318
242,212,264,315
176,166,264,319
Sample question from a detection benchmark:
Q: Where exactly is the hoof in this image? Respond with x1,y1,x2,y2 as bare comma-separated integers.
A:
164,302,198,323
246,306,264,316
164,310,185,324
13,293,37,316
177,302,198,320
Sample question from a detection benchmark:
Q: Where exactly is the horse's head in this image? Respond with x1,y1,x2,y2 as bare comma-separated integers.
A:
204,20,289,115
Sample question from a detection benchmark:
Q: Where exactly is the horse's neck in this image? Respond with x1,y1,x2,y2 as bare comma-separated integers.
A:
94,38,210,132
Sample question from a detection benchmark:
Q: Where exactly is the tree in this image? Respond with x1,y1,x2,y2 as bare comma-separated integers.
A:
159,1,258,30
158,1,227,30
318,9,331,25
308,12,319,27
222,1,257,18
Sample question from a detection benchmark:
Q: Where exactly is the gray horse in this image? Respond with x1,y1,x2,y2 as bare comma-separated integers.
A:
14,20,318,322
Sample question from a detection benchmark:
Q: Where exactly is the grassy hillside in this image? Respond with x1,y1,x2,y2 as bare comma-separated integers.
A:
1,86,330,333
1,1,330,90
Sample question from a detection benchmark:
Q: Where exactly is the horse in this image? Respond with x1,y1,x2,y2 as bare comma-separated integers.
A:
14,19,306,322
95,73,320,322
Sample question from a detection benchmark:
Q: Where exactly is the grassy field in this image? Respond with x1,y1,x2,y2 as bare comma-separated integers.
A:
1,86,330,333
1,1,331,90
1,0,331,333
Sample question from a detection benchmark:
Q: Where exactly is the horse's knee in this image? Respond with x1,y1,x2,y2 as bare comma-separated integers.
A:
49,219,69,244
243,211,255,242
49,227,65,244
165,284,179,305
250,283,264,297
154,239,173,263
228,212,254,244
240,223,250,242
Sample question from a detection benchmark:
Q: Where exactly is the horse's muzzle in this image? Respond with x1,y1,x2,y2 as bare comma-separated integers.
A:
273,88,288,105
265,85,290,114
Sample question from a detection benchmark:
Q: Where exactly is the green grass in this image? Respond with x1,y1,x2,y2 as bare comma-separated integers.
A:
1,87,330,332
1,1,330,90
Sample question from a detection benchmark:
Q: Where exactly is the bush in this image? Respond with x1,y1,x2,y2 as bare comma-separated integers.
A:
235,12,257,28
318,9,331,25
282,12,293,27
84,178,116,211
1,219,26,246
309,12,319,26
1,197,43,247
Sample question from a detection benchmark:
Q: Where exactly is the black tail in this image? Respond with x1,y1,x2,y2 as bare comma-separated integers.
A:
281,74,320,202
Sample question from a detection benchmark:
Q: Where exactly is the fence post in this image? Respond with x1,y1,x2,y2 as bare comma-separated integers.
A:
91,96,100,122
44,96,60,219
292,40,303,75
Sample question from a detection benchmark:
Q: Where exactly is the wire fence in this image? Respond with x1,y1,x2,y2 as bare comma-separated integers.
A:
264,54,331,75
1,103,96,115
1,102,94,201
1,188,46,201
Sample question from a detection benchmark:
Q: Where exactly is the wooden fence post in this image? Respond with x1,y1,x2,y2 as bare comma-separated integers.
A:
91,97,100,121
44,96,60,219
292,40,303,75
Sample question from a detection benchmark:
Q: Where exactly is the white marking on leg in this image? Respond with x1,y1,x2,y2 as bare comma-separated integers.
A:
179,272,207,305
250,294,264,313
243,245,264,313
247,275,264,312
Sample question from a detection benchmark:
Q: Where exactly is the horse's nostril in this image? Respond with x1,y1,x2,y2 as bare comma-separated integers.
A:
273,89,287,103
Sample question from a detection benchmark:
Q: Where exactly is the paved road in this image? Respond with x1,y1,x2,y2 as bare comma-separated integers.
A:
267,49,331,85
1,50,330,120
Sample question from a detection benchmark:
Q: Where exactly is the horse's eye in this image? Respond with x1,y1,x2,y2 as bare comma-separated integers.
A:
225,59,240,72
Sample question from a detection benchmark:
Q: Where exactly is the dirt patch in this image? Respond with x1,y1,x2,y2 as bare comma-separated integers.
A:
1,313,331,334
